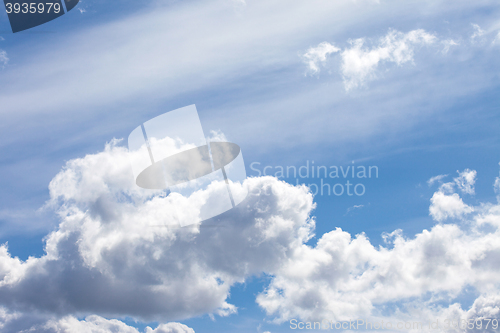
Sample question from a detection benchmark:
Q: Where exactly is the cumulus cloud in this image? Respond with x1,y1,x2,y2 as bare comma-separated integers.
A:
145,323,195,333
0,313,194,333
428,169,477,221
257,165,500,328
3,141,500,332
0,140,315,331
428,169,476,221
429,191,473,221
260,223,468,322
32,315,144,333
340,29,436,90
303,42,340,74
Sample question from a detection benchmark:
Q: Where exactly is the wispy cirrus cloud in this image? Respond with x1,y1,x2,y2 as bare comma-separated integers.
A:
471,23,485,41
494,163,500,202
344,204,364,215
427,174,448,186
441,39,460,53
303,42,340,74
494,31,500,44
0,50,8,68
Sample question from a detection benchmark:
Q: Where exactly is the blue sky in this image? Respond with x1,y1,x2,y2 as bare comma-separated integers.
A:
1,0,500,332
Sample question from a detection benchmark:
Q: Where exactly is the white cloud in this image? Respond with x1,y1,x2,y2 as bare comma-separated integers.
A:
345,204,364,215
429,191,473,221
441,39,459,54
2,137,500,332
427,174,448,186
145,322,195,333
257,165,500,327
35,315,142,333
494,163,500,202
303,42,340,74
471,23,485,41
0,50,8,68
428,169,477,221
258,222,473,323
0,307,19,332
0,313,195,333
0,141,315,330
494,32,500,45
1,0,500,204
454,168,477,195
2,1,500,330
0,0,381,121
1,141,500,332
206,130,229,143
340,29,436,90
381,228,402,244
302,29,440,90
